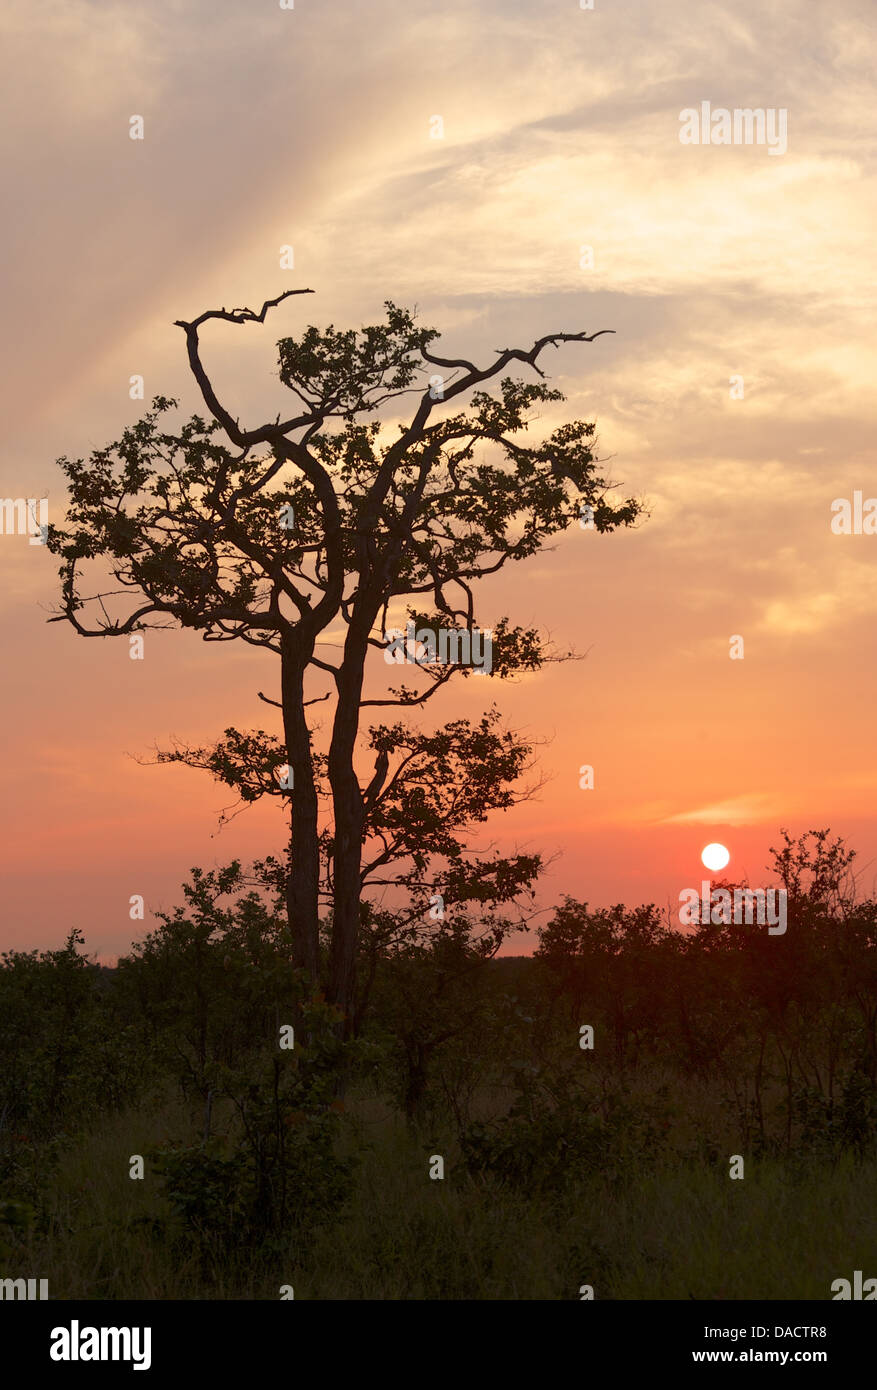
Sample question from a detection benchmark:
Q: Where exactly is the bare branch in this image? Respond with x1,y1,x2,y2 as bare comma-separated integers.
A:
174,289,318,448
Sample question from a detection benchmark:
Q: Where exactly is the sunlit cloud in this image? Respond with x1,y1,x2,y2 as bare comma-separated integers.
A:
659,797,779,827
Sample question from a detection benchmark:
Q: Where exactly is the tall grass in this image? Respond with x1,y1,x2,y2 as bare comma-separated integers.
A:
18,1076,875,1300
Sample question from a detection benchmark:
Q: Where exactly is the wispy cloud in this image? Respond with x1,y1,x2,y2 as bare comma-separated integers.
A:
658,796,779,827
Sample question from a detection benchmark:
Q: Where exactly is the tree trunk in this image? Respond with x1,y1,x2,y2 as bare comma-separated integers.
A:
281,634,320,984
327,617,372,1029
327,687,364,1029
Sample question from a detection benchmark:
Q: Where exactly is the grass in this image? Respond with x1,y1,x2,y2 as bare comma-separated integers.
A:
16,1075,875,1300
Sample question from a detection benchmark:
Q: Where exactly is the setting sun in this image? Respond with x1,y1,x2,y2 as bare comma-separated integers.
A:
701,842,730,872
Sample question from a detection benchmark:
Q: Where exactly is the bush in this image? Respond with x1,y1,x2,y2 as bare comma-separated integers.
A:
461,1074,671,1194
795,1069,877,1160
151,999,361,1272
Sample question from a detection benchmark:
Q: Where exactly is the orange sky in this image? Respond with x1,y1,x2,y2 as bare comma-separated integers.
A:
2,0,877,959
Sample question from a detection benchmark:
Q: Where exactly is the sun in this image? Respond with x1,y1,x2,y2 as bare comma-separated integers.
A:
701,842,730,872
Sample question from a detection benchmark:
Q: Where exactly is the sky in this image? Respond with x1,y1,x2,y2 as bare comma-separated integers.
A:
2,0,876,959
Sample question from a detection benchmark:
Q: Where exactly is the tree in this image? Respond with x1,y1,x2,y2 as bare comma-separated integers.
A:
48,290,643,1023
536,899,675,1066
176,705,546,1046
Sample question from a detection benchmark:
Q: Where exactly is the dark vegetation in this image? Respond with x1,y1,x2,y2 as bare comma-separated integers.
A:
1,830,875,1298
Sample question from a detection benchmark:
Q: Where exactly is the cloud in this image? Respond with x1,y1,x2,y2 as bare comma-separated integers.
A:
658,796,779,826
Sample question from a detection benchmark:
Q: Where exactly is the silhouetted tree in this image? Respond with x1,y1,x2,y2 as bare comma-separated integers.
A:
48,290,642,1021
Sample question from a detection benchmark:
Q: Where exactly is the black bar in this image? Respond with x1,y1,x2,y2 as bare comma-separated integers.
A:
3,1299,872,1376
